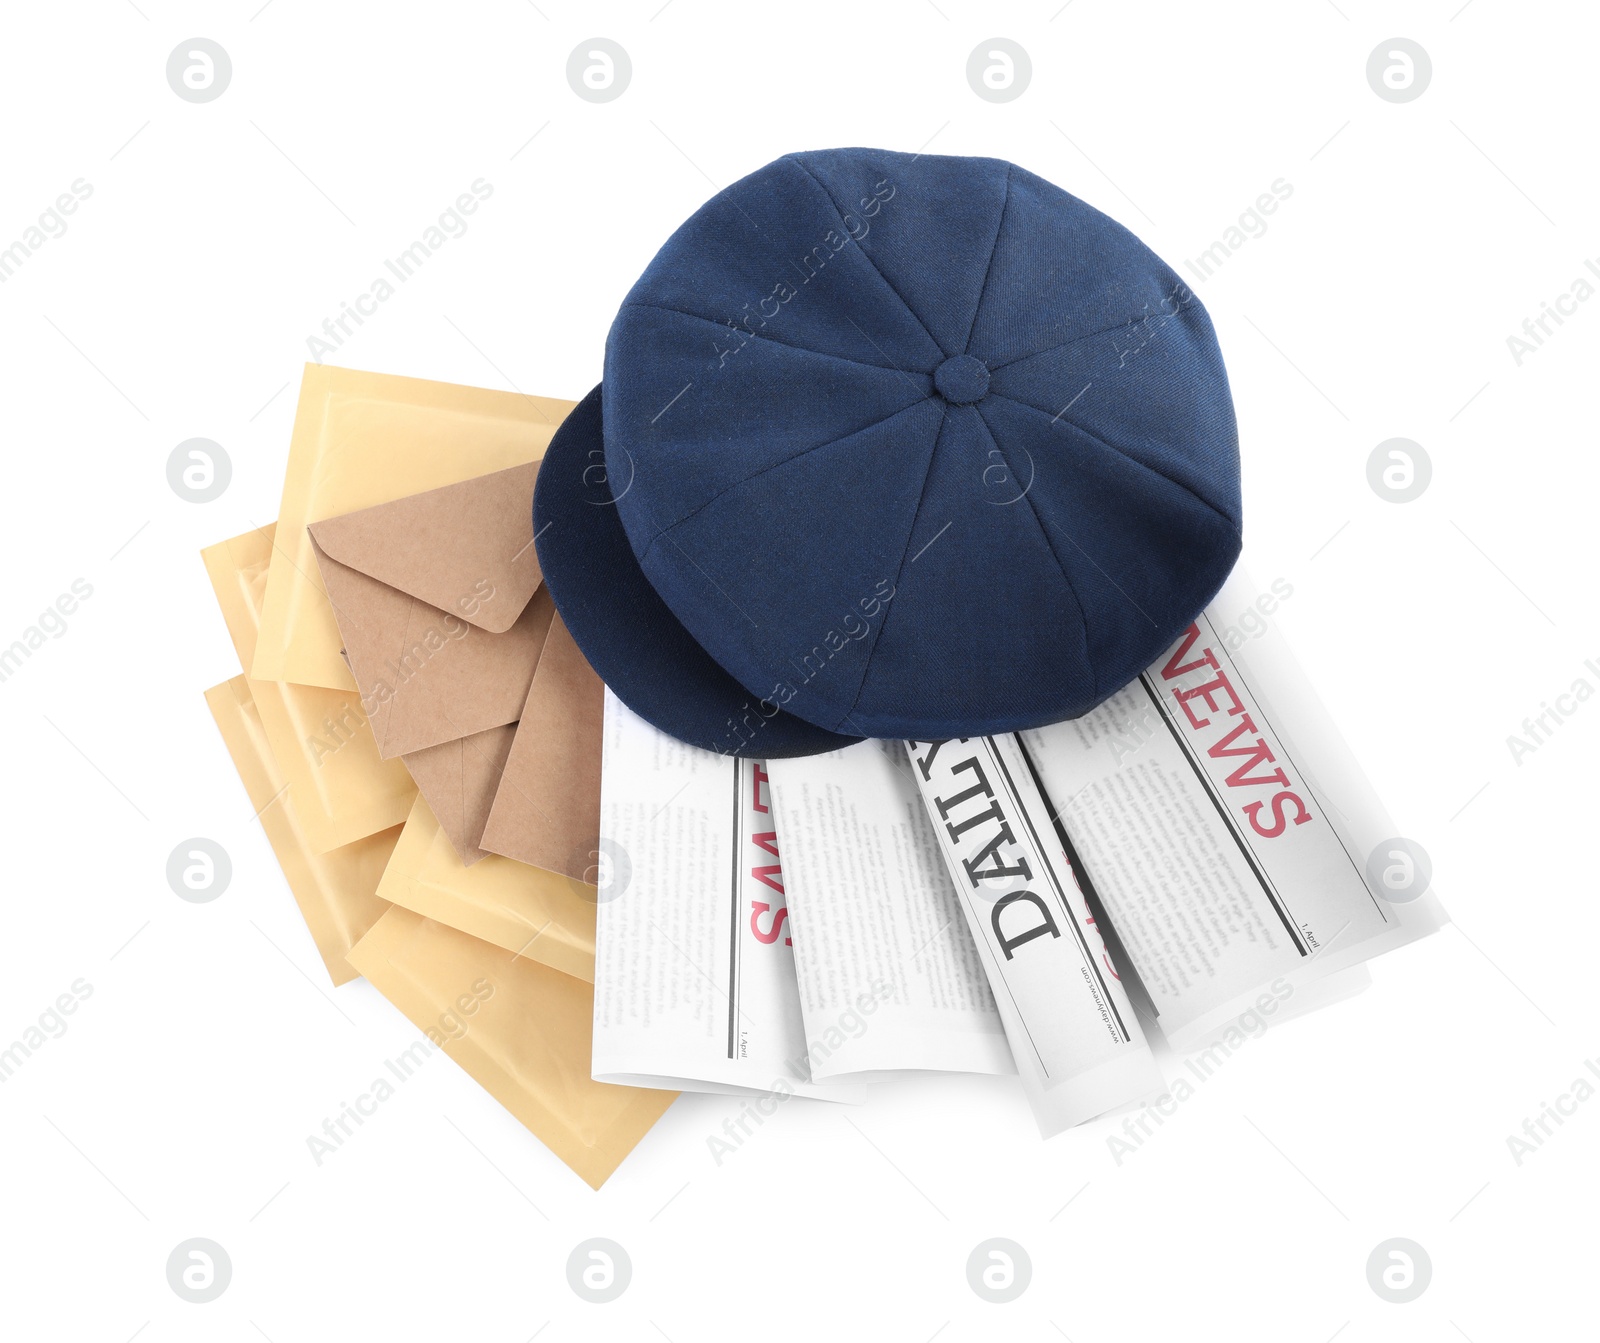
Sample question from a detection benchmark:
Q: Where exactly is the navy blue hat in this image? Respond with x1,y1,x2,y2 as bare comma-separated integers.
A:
536,147,1241,756
534,386,863,758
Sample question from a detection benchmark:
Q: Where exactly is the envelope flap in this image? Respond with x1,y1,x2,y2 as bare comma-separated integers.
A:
307,462,541,633
478,614,604,879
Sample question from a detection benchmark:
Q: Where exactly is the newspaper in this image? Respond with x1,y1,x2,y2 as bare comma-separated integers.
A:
594,569,1445,1128
591,693,862,1100
905,735,1163,1134
765,741,1014,1081
1016,568,1446,1052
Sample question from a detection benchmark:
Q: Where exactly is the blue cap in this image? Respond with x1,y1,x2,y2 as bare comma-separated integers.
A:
535,148,1241,756
533,386,863,758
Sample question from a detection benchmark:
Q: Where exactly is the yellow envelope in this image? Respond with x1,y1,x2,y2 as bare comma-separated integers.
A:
377,794,596,983
205,676,397,985
202,525,416,852
347,907,674,1189
253,364,575,691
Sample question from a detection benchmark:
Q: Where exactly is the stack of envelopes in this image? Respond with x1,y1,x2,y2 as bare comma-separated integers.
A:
201,364,673,1189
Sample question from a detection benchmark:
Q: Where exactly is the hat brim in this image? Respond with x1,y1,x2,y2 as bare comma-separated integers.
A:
533,385,863,759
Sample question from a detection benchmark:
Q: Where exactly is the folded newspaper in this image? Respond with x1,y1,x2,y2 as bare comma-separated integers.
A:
591,571,1446,1136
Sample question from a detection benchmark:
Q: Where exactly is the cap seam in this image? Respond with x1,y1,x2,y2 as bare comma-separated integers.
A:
960,163,1013,357
983,304,1203,374
986,389,1242,534
786,155,949,361
639,396,936,549
657,528,764,633
972,402,1099,703
1035,509,1168,644
833,408,951,735
621,301,919,377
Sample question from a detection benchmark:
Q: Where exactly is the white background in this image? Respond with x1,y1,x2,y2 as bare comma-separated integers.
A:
1,2,1594,1339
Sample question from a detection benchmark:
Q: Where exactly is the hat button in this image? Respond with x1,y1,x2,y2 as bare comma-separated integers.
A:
934,354,990,405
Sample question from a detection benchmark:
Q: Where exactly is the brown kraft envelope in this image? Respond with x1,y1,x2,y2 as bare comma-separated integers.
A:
253,365,575,690
308,462,554,790
347,907,674,1189
479,614,605,881
401,723,518,866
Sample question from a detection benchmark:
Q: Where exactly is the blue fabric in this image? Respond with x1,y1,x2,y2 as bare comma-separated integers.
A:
533,385,862,757
591,147,1241,743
